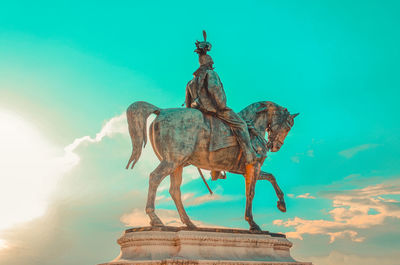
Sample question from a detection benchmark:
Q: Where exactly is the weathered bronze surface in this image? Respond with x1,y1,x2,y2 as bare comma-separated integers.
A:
125,32,298,231
186,31,258,168
126,101,297,231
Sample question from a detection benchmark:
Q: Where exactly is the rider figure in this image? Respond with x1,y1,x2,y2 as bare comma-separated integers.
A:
185,31,258,180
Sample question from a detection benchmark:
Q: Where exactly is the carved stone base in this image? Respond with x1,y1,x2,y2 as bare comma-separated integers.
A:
99,227,312,265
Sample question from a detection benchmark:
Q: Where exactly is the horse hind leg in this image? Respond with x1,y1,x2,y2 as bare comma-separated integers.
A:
146,160,177,227
169,166,196,229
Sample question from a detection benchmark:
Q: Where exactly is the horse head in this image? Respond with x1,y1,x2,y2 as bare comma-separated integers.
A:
267,108,299,152
240,101,299,153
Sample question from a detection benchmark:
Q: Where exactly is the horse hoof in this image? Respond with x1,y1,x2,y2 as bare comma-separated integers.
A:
277,201,286,212
185,222,197,230
150,218,164,227
250,224,261,231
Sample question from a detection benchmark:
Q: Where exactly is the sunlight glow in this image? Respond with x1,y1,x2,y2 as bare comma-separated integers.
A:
0,239,9,251
0,110,65,233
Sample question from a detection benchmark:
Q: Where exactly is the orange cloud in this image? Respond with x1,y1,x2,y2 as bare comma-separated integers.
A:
274,181,400,243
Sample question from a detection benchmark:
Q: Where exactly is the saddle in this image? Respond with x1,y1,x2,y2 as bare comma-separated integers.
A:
203,114,269,155
203,114,238,152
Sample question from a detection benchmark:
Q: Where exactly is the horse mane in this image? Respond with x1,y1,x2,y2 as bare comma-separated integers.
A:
239,101,286,122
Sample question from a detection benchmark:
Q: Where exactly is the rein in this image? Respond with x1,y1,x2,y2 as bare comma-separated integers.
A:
246,120,269,154
265,107,289,151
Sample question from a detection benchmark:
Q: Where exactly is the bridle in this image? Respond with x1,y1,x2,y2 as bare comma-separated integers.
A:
252,102,294,152
265,108,290,151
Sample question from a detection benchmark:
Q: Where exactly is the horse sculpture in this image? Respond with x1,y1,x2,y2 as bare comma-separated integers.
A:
126,100,298,231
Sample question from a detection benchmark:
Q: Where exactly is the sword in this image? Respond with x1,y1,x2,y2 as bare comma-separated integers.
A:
197,168,213,195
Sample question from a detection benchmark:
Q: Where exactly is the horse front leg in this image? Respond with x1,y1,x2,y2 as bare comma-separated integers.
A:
258,171,286,212
244,163,261,231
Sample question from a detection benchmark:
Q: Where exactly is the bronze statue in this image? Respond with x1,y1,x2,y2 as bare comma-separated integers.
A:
185,31,258,181
125,32,298,231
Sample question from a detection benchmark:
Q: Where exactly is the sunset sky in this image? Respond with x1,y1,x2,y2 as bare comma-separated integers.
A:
0,1,400,264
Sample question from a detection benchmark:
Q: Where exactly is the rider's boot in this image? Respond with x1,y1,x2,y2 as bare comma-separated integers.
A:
234,129,259,165
211,171,226,181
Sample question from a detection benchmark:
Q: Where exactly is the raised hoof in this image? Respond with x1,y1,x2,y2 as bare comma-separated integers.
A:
277,201,286,212
250,223,261,231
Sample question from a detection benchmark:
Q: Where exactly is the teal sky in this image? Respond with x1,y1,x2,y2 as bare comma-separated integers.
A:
0,1,399,265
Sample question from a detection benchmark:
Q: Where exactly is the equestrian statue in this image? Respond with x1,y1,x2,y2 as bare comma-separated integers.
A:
125,31,299,231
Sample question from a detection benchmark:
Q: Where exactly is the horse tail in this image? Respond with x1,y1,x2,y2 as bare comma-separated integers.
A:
125,101,160,169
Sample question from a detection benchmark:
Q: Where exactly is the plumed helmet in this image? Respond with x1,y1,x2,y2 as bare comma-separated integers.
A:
195,30,212,55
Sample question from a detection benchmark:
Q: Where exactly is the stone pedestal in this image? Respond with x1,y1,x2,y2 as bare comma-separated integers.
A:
99,226,312,265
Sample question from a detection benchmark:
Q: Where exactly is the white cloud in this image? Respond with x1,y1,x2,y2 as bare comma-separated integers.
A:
120,208,212,228
181,192,232,206
326,230,365,243
184,193,219,206
0,111,147,263
274,181,400,243
339,144,379,159
0,111,129,250
63,113,127,167
296,193,316,199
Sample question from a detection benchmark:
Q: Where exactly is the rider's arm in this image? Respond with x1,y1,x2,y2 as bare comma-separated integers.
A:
206,70,227,111
185,80,193,108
